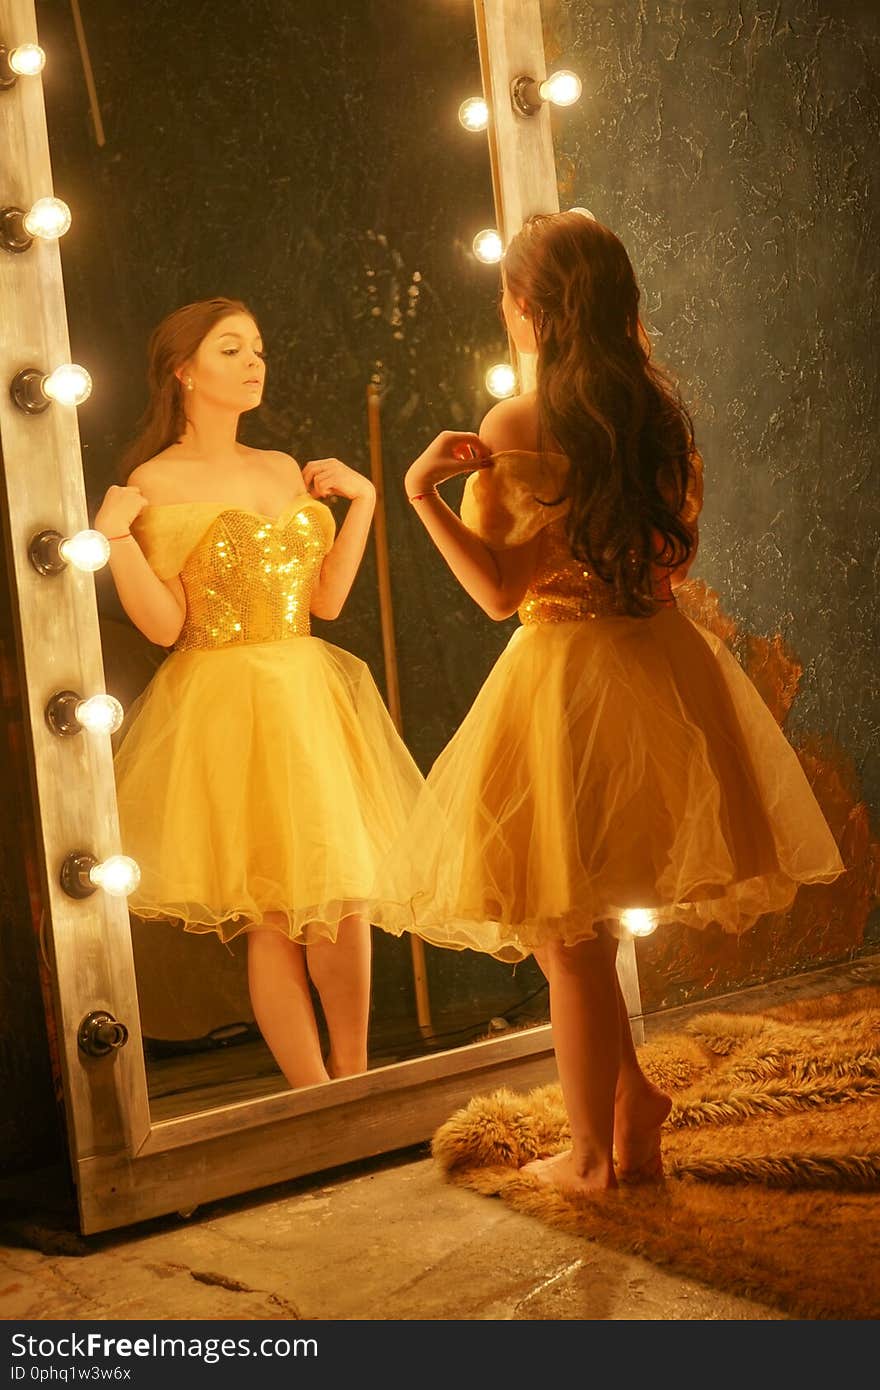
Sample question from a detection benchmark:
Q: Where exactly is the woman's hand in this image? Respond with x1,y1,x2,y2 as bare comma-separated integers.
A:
303,458,376,503
404,431,492,497
94,484,148,537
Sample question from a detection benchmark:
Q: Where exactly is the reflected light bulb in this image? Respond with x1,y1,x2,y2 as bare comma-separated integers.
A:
458,97,488,132
472,229,503,265
621,908,658,937
89,854,141,897
539,70,583,106
9,44,45,76
58,529,111,572
23,197,72,240
569,206,596,220
485,363,516,399
42,363,92,405
76,694,124,736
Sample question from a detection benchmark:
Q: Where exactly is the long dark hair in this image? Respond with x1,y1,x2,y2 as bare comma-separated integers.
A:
118,296,256,480
502,213,698,616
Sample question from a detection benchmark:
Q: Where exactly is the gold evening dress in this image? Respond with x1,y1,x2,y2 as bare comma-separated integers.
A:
113,496,424,943
369,450,845,961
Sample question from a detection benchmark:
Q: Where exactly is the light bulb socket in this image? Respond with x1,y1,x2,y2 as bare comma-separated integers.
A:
0,206,32,254
0,46,17,90
60,850,98,899
11,367,49,414
45,690,84,737
28,529,66,576
511,74,543,117
77,1010,129,1058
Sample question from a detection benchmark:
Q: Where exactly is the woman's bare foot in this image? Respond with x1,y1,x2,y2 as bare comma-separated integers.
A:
614,1080,672,1181
522,1149,617,1195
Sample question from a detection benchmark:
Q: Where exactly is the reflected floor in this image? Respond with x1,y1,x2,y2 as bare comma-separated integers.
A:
145,988,552,1120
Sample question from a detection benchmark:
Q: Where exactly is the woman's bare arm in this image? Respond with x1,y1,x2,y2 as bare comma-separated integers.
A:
403,399,544,622
95,469,187,647
309,493,376,620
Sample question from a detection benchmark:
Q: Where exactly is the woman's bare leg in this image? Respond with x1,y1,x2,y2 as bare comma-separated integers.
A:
247,916,329,1090
306,913,372,1078
523,927,621,1193
611,977,671,1178
530,930,670,1185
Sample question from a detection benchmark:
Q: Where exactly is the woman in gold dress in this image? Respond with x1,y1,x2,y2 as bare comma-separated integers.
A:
371,214,845,1194
95,298,423,1090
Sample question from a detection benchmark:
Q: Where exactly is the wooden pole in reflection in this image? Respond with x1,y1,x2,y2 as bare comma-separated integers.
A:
69,0,107,148
366,383,433,1038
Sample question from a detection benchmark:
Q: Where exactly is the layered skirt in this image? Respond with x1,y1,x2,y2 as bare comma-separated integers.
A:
368,609,845,961
113,635,425,944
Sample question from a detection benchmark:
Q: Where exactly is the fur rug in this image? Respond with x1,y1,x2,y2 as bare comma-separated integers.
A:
432,985,880,1319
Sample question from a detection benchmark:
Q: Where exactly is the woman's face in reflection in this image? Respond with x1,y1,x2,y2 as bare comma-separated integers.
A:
182,312,267,412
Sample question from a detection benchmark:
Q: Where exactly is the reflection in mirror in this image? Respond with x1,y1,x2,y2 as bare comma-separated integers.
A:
41,0,549,1119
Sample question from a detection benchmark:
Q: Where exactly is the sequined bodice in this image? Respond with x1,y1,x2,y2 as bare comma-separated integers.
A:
135,500,334,652
517,518,674,626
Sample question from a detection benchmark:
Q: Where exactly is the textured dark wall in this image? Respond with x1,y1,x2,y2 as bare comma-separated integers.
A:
545,0,880,1004
37,0,547,1046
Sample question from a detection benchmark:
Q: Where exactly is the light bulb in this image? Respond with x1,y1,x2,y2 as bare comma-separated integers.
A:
23,197,72,240
538,70,582,106
89,854,141,897
58,529,111,572
76,694,124,736
569,206,596,220
620,908,658,938
9,44,45,76
472,229,503,265
42,363,92,406
485,363,516,399
458,97,488,132
46,690,124,738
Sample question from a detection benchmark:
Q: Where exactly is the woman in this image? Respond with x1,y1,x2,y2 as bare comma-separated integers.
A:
95,297,424,1090
371,213,845,1194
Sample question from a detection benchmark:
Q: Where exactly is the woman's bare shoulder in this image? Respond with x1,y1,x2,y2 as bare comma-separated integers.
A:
255,448,309,493
125,454,182,501
478,392,540,453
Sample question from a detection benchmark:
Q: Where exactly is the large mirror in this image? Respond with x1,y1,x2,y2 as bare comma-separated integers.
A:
39,0,549,1122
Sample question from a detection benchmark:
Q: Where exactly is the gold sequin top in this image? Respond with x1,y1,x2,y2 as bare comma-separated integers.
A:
460,450,703,626
131,498,336,651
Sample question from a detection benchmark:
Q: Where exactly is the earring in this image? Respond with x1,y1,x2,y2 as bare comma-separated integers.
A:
520,312,528,320
186,378,194,390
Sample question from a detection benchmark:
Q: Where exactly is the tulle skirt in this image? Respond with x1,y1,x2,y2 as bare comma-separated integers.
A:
369,609,845,961
112,635,424,944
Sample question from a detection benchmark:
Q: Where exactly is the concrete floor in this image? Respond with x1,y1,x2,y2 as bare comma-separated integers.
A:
1,953,878,1322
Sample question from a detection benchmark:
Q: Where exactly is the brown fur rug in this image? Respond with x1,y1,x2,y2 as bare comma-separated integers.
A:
432,985,880,1319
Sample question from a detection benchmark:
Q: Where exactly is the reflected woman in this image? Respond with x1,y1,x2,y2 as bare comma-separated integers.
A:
372,213,845,1193
95,297,424,1090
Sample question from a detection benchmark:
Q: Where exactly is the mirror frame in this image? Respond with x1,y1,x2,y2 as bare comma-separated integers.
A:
0,0,642,1234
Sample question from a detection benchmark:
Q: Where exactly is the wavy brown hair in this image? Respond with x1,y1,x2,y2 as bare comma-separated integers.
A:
118,297,256,481
502,212,698,616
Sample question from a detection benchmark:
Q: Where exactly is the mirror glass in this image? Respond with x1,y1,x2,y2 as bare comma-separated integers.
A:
41,0,549,1118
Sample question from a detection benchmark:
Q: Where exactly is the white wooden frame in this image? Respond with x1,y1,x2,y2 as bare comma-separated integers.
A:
1,0,641,1235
